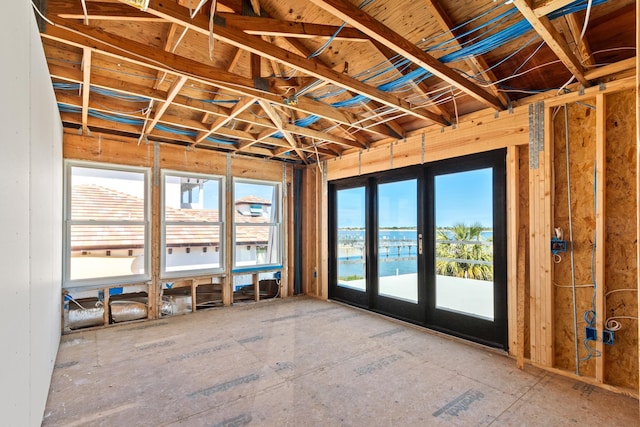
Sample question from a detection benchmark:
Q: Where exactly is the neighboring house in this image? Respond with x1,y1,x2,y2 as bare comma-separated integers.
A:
69,184,272,279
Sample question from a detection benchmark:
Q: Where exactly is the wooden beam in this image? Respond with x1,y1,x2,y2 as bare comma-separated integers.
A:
146,76,188,134
281,123,364,149
308,0,504,110
371,39,452,124
564,14,595,67
422,0,510,108
258,100,307,163
595,93,606,383
48,0,164,21
584,57,636,81
195,96,257,144
154,22,182,90
42,18,397,138
534,0,576,18
132,0,447,124
220,13,369,41
512,0,589,86
81,47,91,134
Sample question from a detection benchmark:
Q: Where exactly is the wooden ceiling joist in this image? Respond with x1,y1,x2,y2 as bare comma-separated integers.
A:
41,17,396,140
195,96,257,144
145,75,188,134
512,0,589,86
422,0,510,108
218,13,369,41
258,99,308,163
81,47,91,134
308,0,504,110
124,0,449,125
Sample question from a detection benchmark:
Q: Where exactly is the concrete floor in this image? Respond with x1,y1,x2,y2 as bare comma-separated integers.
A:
44,297,638,426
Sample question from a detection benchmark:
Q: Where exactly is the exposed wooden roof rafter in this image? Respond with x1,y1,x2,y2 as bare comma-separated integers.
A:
125,0,448,125
512,0,590,86
422,0,510,108
81,47,91,134
308,0,504,110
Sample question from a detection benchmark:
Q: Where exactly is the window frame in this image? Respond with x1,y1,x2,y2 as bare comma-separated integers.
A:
63,160,151,288
161,170,225,278
232,177,282,272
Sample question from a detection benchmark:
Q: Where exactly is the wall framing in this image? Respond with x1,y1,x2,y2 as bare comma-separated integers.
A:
314,76,639,398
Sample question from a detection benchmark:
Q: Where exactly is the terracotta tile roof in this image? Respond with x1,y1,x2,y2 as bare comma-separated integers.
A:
70,184,271,250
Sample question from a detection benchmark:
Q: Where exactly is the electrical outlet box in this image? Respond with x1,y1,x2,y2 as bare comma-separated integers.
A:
586,327,597,341
602,330,615,345
551,237,567,255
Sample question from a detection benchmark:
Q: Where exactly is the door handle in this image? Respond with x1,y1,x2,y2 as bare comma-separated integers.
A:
418,233,423,255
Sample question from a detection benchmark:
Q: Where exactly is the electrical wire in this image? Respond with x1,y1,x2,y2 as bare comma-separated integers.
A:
605,316,638,331
564,105,581,373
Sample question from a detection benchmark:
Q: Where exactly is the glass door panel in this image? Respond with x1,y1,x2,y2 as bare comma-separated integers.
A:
336,187,366,292
377,180,418,303
434,168,494,320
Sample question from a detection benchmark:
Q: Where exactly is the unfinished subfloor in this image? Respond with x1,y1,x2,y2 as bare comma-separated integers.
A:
43,297,638,426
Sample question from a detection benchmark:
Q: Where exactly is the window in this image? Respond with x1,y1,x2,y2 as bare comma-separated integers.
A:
233,179,281,270
162,172,224,276
64,162,149,287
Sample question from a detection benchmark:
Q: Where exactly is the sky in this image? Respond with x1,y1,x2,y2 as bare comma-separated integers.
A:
337,167,493,229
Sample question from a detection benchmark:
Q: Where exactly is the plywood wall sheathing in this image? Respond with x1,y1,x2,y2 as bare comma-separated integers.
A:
552,101,597,377
603,90,638,390
551,91,638,392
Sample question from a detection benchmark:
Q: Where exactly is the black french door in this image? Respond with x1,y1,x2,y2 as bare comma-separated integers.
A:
329,150,507,349
425,151,507,347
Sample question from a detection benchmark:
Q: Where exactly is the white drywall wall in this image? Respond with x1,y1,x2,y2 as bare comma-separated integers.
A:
0,3,63,425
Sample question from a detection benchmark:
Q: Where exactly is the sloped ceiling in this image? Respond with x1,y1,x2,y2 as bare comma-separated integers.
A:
35,0,636,164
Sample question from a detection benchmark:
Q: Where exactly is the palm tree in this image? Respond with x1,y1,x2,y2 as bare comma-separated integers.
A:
436,222,493,280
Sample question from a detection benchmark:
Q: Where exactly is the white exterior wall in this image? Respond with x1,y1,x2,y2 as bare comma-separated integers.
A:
0,5,63,426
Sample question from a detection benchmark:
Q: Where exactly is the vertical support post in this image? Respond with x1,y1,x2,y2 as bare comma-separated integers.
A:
282,163,289,298
529,101,553,367
595,94,606,383
223,153,233,306
102,287,110,326
320,161,329,298
507,145,519,358
253,273,260,302
542,104,554,367
190,279,197,313
150,141,161,319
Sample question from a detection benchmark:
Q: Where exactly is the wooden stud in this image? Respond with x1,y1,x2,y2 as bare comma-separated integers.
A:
542,104,554,367
319,161,329,299
224,154,233,306
150,141,161,319
595,93,606,383
517,224,527,369
507,145,519,358
529,138,539,364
